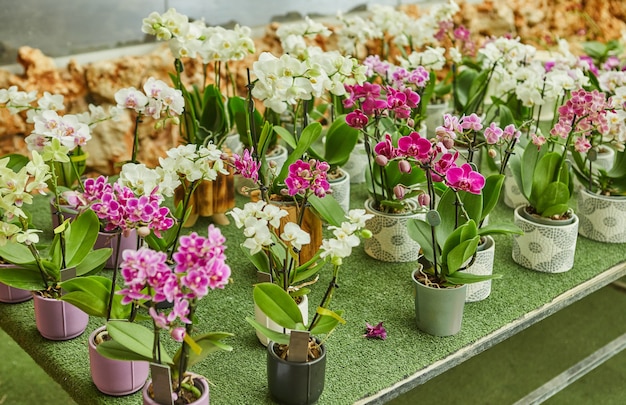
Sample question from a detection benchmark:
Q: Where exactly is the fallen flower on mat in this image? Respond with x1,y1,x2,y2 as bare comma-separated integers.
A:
364,322,387,340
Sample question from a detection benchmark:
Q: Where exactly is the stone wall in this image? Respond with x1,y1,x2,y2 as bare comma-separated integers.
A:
1,0,624,175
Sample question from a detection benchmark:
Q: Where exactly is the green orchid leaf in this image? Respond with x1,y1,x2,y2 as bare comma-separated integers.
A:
477,223,523,236
105,320,173,365
59,275,130,319
293,262,323,284
315,307,346,324
445,236,480,275
309,313,343,335
530,151,565,206
252,282,303,329
445,270,503,285
407,218,435,264
273,126,296,150
245,317,291,345
323,115,359,167
308,194,344,227
275,122,323,185
96,339,155,363
441,220,477,269
75,248,111,276
0,266,42,291
534,182,571,217
481,174,505,221
64,210,100,268
520,143,543,200
173,332,233,370
0,242,36,265
240,244,270,274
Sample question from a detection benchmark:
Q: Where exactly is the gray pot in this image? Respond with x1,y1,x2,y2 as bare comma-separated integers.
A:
412,267,467,337
267,340,326,405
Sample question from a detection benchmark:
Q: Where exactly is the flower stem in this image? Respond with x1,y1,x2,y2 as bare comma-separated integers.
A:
106,231,123,321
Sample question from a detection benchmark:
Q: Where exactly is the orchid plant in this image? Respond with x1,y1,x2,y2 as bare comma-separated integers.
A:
95,225,233,404
141,8,256,150
245,208,372,358
0,152,111,298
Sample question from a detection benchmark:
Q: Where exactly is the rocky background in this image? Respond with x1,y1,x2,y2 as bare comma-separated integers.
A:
1,0,624,175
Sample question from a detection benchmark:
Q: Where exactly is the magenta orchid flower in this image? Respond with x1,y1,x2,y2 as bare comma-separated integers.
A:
397,131,432,162
284,159,330,198
231,147,260,182
445,163,485,194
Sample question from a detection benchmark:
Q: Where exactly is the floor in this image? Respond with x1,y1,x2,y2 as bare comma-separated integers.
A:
2,279,626,404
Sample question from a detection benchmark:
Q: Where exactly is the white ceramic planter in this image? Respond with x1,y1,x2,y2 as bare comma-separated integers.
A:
363,198,422,262
578,189,626,243
464,236,495,303
254,294,308,347
511,206,579,273
343,142,368,184
503,170,528,209
328,168,350,214
424,102,452,138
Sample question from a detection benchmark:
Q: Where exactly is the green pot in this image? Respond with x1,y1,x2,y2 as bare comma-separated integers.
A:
412,266,467,337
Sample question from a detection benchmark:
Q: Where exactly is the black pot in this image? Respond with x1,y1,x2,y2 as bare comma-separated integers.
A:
266,340,326,405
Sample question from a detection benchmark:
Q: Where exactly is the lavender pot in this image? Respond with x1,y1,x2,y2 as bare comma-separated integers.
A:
33,293,88,340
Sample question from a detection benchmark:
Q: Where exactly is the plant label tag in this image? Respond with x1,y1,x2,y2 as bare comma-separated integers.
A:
60,267,76,296
287,330,309,363
150,363,174,405
426,210,441,226
257,271,272,283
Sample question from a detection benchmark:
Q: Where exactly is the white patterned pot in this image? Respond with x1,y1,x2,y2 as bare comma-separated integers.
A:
328,168,350,214
511,206,579,273
343,142,368,184
503,167,528,209
254,295,308,347
464,235,495,303
363,198,422,262
578,189,626,243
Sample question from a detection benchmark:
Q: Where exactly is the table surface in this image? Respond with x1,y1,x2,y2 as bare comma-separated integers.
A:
2,185,626,405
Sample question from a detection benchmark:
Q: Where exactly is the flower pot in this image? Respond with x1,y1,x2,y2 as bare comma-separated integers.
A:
0,263,33,304
142,373,209,405
503,167,527,209
343,142,367,184
363,198,422,262
571,146,616,192
175,170,236,228
412,266,467,336
271,198,323,265
267,339,326,405
511,206,579,273
578,188,626,243
464,235,495,303
32,293,89,340
50,198,79,229
254,295,309,347
89,326,149,396
328,168,350,214
95,229,138,269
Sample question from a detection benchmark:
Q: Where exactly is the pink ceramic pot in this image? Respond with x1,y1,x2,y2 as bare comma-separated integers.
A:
0,282,32,304
142,373,210,405
89,326,149,396
0,264,33,304
95,229,138,269
32,293,88,340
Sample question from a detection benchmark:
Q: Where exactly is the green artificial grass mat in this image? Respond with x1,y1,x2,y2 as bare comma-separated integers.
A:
1,183,626,404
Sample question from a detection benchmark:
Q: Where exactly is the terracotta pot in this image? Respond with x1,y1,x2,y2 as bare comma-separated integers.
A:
89,326,149,396
267,339,326,405
142,373,209,405
254,295,309,347
511,206,579,273
363,198,422,262
32,293,89,340
95,229,138,269
175,170,236,228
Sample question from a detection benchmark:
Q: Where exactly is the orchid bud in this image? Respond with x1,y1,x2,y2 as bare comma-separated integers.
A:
417,193,431,207
171,327,186,342
393,184,406,200
360,229,373,239
375,155,388,166
442,137,454,149
137,226,151,238
268,160,277,168
397,160,412,173
488,148,497,159
407,118,415,128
